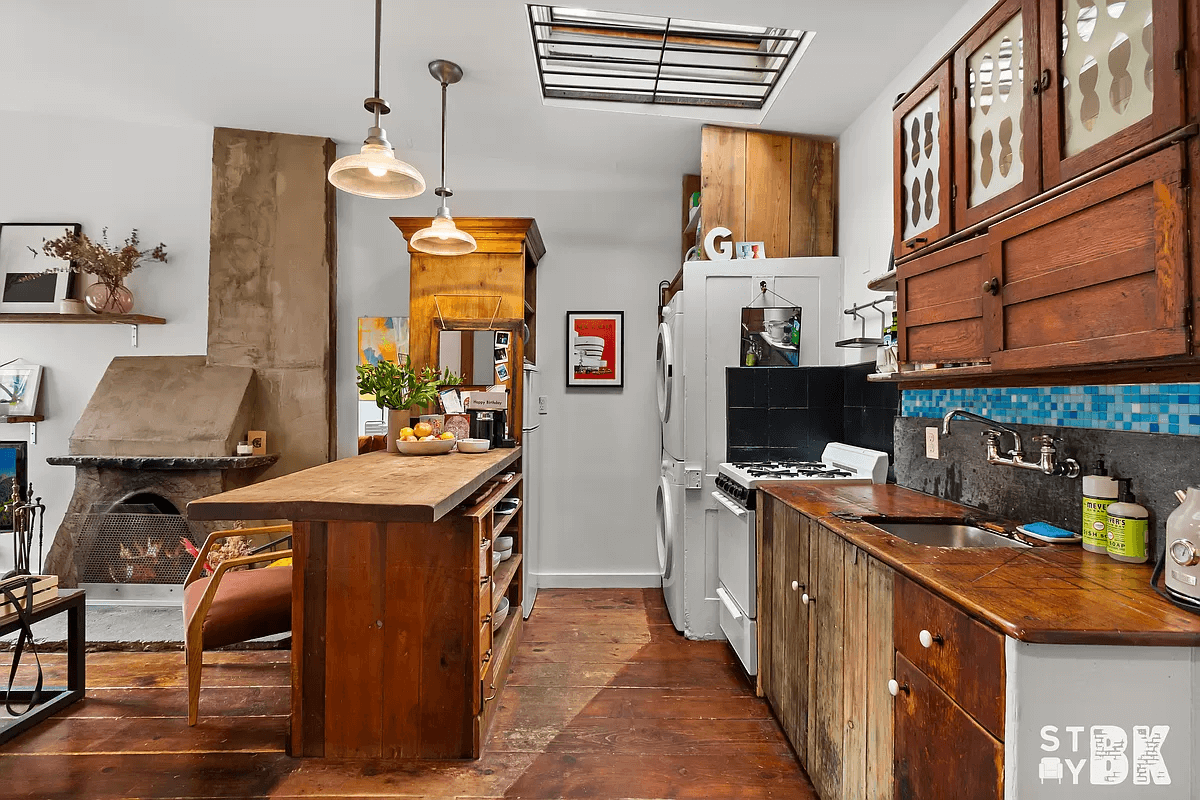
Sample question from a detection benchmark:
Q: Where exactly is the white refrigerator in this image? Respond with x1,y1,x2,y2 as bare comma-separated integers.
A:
521,360,540,617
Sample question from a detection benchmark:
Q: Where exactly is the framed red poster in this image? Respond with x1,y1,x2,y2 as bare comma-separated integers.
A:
566,311,623,388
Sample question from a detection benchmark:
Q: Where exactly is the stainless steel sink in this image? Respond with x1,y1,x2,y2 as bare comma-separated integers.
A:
870,521,1030,549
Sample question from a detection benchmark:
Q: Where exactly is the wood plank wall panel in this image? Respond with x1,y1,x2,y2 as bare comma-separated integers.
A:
790,137,837,256
810,525,845,800
864,558,895,800
841,543,869,800
746,132,793,258
701,126,747,251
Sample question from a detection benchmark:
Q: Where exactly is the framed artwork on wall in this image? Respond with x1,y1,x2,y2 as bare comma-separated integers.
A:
0,441,28,533
0,223,81,313
0,359,43,419
566,311,624,389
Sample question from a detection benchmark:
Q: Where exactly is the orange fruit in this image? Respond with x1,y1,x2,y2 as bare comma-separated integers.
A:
419,435,435,441
414,422,434,438
439,432,455,440
398,427,415,438
400,435,418,442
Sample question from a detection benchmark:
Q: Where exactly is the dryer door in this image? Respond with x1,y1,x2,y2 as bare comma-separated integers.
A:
656,321,674,425
655,474,675,579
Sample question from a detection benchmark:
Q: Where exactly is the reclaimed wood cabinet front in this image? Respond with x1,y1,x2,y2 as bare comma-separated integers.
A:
895,62,955,260
897,235,992,366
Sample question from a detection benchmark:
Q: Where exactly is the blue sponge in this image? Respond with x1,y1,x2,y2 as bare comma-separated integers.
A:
1017,522,1081,542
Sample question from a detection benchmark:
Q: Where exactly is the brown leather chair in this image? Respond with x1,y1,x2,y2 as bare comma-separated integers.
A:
182,524,292,726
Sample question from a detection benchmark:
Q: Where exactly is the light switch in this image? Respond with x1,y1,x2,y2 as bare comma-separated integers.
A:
925,427,940,459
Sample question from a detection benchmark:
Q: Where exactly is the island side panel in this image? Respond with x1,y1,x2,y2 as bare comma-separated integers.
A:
291,521,327,757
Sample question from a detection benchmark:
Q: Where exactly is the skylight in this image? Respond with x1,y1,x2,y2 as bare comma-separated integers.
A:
527,5,813,121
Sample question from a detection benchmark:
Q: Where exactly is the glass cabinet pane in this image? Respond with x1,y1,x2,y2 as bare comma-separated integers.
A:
967,13,1026,208
901,88,943,240
1060,0,1153,158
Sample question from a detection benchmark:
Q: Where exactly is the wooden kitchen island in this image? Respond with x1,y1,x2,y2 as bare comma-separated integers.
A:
187,448,524,760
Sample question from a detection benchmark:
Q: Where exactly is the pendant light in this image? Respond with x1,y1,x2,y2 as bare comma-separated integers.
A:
409,60,477,256
327,0,426,199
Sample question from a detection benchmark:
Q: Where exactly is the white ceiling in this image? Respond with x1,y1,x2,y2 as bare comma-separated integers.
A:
2,0,968,181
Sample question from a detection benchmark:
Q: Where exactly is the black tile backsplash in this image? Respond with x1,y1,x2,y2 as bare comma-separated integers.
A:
725,363,900,472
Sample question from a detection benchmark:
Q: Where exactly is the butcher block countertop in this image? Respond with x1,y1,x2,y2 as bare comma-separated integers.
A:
188,448,521,524
762,482,1200,647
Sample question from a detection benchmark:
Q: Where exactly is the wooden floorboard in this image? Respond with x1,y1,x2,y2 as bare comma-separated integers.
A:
0,589,816,800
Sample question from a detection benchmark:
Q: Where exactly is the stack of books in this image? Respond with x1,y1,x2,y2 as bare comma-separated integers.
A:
0,575,59,621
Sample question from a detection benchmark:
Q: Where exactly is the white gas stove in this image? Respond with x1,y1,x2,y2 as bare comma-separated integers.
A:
713,443,889,676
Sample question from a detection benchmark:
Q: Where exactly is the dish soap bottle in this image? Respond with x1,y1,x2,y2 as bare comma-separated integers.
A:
1107,479,1149,563
1082,458,1118,553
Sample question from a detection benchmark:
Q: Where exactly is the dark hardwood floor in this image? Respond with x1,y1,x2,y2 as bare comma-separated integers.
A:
0,589,817,799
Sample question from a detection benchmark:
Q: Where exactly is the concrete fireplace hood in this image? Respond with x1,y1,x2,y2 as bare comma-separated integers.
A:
68,356,257,458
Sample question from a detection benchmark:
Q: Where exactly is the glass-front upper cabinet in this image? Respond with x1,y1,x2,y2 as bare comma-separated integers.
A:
1040,0,1184,185
894,62,953,260
954,0,1043,228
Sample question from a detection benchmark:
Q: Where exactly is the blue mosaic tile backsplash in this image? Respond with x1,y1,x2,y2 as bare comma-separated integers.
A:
902,383,1200,436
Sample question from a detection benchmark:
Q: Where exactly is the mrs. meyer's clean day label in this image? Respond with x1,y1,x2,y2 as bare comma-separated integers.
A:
1082,459,1118,553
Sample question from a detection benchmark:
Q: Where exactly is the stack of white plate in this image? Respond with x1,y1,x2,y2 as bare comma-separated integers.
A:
492,596,510,632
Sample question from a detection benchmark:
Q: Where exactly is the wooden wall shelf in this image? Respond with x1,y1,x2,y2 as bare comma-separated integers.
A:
2,415,43,424
0,313,165,325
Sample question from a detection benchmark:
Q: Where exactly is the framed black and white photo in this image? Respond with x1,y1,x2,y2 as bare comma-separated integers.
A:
566,311,624,389
0,359,43,419
0,441,27,533
0,223,81,313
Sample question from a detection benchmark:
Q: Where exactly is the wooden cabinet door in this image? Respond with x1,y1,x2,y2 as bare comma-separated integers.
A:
954,0,1043,228
893,653,1003,800
895,61,954,260
986,143,1188,371
810,524,846,800
896,234,992,366
1040,0,1185,187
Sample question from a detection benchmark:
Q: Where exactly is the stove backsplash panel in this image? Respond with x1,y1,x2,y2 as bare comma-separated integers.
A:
726,364,898,468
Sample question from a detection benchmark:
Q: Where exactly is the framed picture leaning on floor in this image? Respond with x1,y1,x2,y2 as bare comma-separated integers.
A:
566,311,623,389
0,441,28,533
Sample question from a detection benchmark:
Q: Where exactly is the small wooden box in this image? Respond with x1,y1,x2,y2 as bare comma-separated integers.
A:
247,430,267,456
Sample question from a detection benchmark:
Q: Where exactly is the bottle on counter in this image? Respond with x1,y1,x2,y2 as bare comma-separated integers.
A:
1107,479,1149,564
1082,457,1118,553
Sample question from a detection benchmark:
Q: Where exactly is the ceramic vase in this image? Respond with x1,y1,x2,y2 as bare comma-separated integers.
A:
386,408,412,453
84,282,135,314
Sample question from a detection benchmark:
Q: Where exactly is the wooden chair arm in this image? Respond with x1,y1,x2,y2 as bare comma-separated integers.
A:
183,524,294,588
184,548,293,633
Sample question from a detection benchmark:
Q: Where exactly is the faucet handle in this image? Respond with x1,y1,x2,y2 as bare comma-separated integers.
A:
1034,434,1062,447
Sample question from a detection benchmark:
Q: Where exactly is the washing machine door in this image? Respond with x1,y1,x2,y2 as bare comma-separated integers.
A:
656,474,675,580
656,321,674,426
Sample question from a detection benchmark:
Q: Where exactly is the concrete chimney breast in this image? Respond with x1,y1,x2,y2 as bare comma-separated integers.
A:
69,356,257,458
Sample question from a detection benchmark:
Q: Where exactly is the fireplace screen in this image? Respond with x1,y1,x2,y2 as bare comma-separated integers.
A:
75,503,202,585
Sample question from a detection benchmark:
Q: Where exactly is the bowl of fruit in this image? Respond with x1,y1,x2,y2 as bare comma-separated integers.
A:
396,422,457,455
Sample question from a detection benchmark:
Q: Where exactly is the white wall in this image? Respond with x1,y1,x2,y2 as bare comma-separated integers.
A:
0,110,213,570
337,148,680,586
837,0,997,364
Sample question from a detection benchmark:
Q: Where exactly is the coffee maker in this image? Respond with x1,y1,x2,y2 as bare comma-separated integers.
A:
468,408,515,448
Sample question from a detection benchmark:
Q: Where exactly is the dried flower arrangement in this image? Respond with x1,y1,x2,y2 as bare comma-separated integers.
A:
30,228,167,294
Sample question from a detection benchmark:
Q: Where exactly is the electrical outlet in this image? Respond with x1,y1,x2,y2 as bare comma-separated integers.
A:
685,468,703,490
538,395,548,415
925,427,940,459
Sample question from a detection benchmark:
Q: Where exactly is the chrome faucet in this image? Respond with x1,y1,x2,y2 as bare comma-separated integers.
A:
941,408,1080,478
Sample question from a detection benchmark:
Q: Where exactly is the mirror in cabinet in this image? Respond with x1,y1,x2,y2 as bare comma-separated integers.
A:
1039,0,1183,186
431,317,527,444
954,0,1043,228
894,62,954,260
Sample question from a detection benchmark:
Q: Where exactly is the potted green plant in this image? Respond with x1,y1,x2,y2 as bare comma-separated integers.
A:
356,356,461,452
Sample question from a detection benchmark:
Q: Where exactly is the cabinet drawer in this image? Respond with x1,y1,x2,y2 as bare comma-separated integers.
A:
478,578,492,629
478,620,493,676
894,652,1002,800
894,575,1004,738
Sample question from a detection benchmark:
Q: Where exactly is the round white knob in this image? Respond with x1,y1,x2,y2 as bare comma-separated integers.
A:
801,593,812,605
919,629,938,648
791,580,799,591
888,679,900,697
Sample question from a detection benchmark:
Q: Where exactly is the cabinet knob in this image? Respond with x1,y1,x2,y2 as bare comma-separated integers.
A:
802,592,814,606
791,580,803,592
904,237,929,250
983,277,1000,296
888,679,910,697
1030,68,1052,94
919,629,944,648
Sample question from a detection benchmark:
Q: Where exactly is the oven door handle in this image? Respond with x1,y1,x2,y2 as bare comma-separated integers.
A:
716,586,743,620
711,491,748,518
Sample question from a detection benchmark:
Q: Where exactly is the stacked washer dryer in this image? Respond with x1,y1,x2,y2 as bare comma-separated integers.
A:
656,291,686,632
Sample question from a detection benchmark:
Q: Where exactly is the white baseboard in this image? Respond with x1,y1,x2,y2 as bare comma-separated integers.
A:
536,572,662,589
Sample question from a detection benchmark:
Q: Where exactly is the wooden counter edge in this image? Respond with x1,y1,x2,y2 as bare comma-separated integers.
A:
186,448,521,524
761,483,1200,647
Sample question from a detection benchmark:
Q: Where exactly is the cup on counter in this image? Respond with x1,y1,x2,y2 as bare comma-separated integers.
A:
419,414,445,435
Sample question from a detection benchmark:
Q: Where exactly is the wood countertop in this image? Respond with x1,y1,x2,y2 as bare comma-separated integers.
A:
187,448,521,524
761,483,1200,646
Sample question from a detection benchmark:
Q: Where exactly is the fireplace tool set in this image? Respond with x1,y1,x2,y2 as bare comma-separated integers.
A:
4,481,45,579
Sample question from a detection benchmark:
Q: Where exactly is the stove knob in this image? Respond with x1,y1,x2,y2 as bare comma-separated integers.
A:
1170,539,1200,567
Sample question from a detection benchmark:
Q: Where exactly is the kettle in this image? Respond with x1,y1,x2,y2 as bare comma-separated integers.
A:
1155,487,1200,612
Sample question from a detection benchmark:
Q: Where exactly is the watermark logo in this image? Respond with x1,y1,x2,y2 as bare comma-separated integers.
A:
1040,726,1171,786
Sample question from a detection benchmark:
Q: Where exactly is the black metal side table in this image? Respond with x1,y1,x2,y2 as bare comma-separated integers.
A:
0,589,85,745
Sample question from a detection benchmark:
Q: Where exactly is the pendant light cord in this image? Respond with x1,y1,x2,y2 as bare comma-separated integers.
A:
438,79,449,197
372,0,382,127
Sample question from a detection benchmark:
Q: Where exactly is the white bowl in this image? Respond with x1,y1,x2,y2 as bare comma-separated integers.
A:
395,438,456,456
492,550,502,570
492,596,510,632
457,438,491,454
496,498,519,515
495,535,514,551
496,547,513,562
